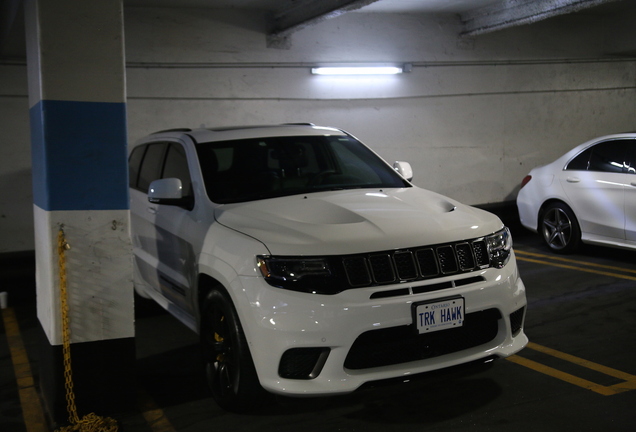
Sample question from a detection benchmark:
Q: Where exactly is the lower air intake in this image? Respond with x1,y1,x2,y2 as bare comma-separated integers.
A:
279,347,330,379
344,309,501,370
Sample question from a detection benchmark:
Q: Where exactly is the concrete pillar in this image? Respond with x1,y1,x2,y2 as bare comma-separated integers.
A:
24,0,134,425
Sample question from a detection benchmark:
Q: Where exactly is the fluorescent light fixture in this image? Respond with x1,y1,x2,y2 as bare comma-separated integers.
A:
311,66,404,75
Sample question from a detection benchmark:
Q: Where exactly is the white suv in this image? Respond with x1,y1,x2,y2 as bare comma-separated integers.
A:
128,124,527,411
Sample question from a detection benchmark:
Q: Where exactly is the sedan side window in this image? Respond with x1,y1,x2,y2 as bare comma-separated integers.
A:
625,141,636,174
566,148,592,171
588,141,625,173
567,140,630,173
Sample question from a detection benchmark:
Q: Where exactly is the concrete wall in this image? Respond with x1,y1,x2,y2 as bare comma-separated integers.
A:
1,6,635,253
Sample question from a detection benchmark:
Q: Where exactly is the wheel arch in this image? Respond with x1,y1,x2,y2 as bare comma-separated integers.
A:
197,273,230,329
538,199,582,253
538,198,579,227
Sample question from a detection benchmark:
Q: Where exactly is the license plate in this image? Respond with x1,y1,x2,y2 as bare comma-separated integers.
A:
413,297,464,334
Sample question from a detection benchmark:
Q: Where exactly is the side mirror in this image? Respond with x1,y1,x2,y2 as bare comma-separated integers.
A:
148,178,194,209
393,161,413,182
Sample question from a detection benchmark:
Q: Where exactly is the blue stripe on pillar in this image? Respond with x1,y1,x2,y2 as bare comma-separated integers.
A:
30,100,129,211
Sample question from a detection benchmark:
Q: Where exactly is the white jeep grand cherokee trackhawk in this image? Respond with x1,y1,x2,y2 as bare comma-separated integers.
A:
128,124,528,411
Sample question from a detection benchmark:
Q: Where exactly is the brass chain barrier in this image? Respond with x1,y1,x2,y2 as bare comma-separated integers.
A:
55,229,119,432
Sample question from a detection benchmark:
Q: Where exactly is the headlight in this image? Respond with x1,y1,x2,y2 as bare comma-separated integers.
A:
257,256,342,294
486,227,513,269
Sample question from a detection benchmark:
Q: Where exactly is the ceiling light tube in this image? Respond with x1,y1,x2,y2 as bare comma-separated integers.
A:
311,66,404,75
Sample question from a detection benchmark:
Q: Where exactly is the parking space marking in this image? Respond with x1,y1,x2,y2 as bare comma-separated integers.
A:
137,387,177,432
514,250,636,281
507,342,636,396
1,307,49,432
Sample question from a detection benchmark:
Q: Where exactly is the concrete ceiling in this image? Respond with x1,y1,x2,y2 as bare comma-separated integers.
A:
124,0,502,13
123,0,625,37
0,0,631,56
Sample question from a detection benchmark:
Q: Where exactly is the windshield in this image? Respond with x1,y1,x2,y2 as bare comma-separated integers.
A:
195,134,410,204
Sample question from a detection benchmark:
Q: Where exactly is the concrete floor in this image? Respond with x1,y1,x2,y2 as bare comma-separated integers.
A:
2,221,636,431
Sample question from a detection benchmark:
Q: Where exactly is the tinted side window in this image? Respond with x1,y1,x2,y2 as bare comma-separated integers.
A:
128,146,146,188
566,148,592,171
588,141,626,173
138,143,167,192
163,143,193,196
625,140,636,174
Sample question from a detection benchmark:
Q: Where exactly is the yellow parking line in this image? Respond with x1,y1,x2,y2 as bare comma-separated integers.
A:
1,307,49,432
2,305,178,431
510,250,636,395
137,387,177,432
527,342,636,381
506,355,617,396
507,342,636,396
515,249,636,275
514,253,636,282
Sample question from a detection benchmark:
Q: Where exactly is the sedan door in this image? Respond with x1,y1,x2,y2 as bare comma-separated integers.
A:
624,140,636,242
558,140,628,242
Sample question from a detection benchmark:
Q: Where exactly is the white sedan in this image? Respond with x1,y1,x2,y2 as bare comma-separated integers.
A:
517,133,636,253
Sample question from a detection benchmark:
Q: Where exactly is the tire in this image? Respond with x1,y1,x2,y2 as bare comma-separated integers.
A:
539,202,581,254
200,290,267,412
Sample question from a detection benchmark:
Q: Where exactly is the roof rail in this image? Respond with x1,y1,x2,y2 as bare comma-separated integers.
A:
151,124,317,134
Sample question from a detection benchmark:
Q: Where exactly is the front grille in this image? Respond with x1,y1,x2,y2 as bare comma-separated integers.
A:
343,239,490,288
261,235,496,295
344,308,501,370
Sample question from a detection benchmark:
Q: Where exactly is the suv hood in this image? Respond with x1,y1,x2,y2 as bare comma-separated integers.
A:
214,188,502,255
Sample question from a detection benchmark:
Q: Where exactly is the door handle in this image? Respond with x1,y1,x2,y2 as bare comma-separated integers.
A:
147,207,157,214
566,177,580,183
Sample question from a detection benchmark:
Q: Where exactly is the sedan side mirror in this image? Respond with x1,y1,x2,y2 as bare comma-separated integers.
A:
148,178,194,210
393,161,413,182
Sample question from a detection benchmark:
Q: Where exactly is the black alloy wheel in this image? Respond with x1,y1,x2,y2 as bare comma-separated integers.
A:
200,290,266,412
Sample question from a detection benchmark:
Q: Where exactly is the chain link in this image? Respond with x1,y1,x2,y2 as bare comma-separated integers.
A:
55,229,119,432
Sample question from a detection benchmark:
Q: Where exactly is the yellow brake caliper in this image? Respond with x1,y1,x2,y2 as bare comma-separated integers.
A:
214,316,225,362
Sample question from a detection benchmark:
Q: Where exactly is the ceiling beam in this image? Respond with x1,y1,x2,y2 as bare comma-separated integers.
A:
268,0,381,48
461,0,621,36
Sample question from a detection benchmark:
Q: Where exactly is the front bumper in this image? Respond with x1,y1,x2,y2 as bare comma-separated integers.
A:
233,255,527,396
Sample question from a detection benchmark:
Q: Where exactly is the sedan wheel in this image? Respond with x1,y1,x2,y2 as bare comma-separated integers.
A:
540,203,581,253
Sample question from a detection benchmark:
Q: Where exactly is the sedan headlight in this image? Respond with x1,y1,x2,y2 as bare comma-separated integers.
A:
257,256,341,294
485,227,513,269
